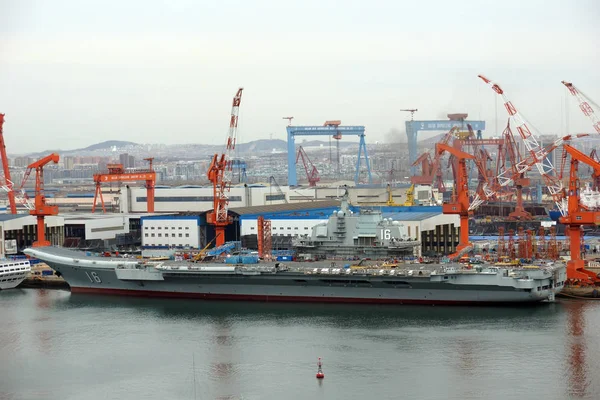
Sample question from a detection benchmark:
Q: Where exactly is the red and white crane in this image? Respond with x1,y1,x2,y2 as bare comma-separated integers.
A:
207,88,243,247
0,114,17,214
471,75,571,216
561,81,600,134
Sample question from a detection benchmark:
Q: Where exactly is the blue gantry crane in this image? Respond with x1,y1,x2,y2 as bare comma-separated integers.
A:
286,120,372,186
403,112,486,175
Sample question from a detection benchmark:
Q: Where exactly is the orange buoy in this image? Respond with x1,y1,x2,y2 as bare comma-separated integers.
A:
316,357,324,379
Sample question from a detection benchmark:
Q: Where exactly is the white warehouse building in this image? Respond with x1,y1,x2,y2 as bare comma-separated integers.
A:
118,184,437,214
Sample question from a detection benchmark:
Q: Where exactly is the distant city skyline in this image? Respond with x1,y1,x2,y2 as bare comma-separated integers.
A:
0,0,598,153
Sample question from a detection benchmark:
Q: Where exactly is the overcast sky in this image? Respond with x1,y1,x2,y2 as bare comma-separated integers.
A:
0,0,598,154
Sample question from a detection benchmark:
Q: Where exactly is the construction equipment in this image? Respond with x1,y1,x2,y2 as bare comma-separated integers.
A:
558,144,600,284
500,121,532,220
257,216,272,260
400,109,418,121
410,152,433,185
282,116,294,126
295,146,320,187
471,75,587,216
192,234,220,262
268,176,288,203
20,154,60,247
324,120,342,177
0,114,17,214
92,159,156,213
561,81,600,134
207,88,243,247
435,143,477,257
403,184,415,206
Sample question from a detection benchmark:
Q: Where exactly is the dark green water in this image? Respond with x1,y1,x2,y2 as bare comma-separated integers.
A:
1,289,599,400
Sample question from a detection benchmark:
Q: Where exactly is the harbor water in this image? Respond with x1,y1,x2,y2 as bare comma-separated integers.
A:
1,289,600,400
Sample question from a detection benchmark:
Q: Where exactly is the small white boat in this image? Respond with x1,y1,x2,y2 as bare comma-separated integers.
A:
0,259,31,290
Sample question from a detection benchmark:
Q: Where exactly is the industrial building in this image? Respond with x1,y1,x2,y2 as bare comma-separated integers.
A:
62,213,146,251
128,197,461,258
118,184,437,214
0,215,64,258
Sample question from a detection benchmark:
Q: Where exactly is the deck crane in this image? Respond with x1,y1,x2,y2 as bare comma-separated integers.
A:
472,75,577,216
295,146,320,186
435,143,486,258
559,144,600,284
207,88,243,247
0,114,17,214
20,153,60,247
561,81,600,134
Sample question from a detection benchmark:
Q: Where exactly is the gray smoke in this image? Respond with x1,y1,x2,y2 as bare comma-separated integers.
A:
384,127,407,144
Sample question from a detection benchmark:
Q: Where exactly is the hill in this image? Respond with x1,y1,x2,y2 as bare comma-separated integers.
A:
20,138,359,158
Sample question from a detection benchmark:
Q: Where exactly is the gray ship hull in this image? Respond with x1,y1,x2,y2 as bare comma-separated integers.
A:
24,247,566,305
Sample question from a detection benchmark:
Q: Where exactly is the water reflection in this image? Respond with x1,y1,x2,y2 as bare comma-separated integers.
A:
564,300,591,398
62,293,563,329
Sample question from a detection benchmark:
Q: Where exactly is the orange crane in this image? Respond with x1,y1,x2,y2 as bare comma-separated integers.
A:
410,152,433,185
558,144,600,284
207,88,243,247
19,154,60,247
295,146,320,186
0,114,17,214
92,160,156,213
257,216,272,260
435,143,480,257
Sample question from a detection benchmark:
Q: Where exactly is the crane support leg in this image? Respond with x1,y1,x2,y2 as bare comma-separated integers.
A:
146,179,155,213
92,182,106,213
566,226,599,282
215,226,226,247
33,216,51,247
457,215,470,252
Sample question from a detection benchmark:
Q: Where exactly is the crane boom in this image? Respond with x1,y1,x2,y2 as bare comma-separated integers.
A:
0,114,17,213
207,88,244,247
561,81,600,134
470,133,589,211
474,75,569,215
20,153,60,247
295,146,320,186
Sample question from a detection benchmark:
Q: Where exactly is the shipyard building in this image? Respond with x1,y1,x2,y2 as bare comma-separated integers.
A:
118,184,439,213
134,198,459,258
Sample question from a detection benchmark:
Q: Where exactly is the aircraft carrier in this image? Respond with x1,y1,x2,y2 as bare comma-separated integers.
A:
24,246,566,305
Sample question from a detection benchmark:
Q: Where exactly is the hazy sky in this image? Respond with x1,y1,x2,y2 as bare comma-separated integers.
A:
1,0,598,154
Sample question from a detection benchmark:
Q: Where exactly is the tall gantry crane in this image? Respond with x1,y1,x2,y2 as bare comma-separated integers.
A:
295,146,320,187
561,81,600,134
0,114,17,214
92,159,156,213
20,153,60,247
207,88,243,247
